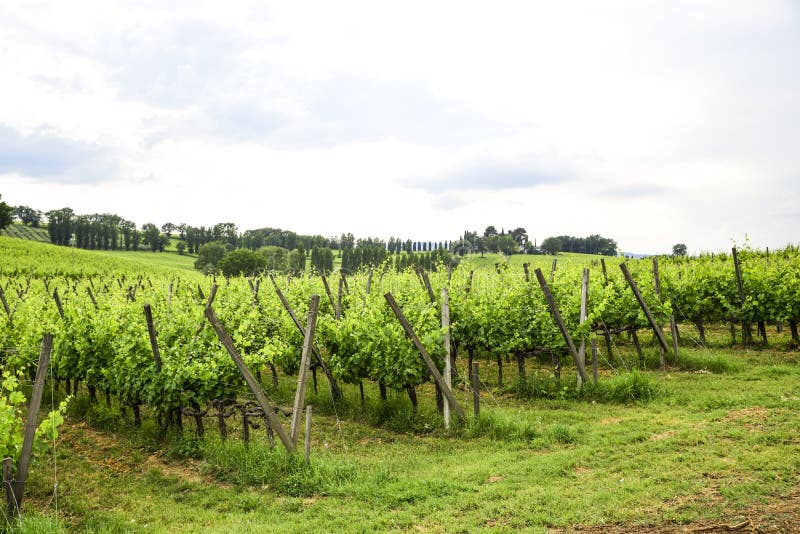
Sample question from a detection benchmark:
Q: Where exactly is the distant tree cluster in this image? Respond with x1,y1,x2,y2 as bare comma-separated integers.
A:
449,226,532,257
539,234,618,256
240,227,333,252
0,195,13,231
13,205,42,227
341,236,388,274
392,248,458,272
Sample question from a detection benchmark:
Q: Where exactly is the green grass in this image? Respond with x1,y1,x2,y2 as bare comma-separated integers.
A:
93,249,198,272
17,338,800,533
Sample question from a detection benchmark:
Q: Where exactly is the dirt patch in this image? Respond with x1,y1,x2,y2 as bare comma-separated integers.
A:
649,429,678,441
550,490,800,533
721,407,769,423
61,422,210,485
600,417,622,425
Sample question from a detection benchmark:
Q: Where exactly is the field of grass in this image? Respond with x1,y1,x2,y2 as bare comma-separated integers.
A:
94,249,198,272
16,326,800,533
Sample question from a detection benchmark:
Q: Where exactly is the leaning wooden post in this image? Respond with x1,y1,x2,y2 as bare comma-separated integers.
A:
591,339,598,385
420,269,435,304
384,292,465,419
550,259,557,282
320,276,336,312
0,288,12,328
205,283,218,308
143,304,162,372
268,275,342,399
577,268,589,387
290,295,320,445
203,306,296,453
523,263,530,282
12,333,53,514
52,288,65,320
441,288,452,429
619,263,670,360
731,247,752,345
600,258,608,286
533,269,589,384
86,286,99,310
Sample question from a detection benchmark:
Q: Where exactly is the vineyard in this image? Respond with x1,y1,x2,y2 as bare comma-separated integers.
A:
1,236,799,532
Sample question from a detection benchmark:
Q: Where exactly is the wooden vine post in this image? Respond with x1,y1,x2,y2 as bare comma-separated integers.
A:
731,247,753,345
651,258,668,367
619,263,670,364
204,306,296,453
6,333,53,517
268,275,342,399
471,362,480,420
384,292,465,419
577,268,589,387
534,268,589,384
441,288,452,429
290,295,320,445
143,304,162,372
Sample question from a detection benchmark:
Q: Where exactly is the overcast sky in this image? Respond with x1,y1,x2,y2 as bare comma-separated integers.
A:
1,1,798,254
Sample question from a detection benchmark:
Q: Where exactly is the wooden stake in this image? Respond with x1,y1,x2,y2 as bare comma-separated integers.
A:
384,292,465,418
670,315,680,360
3,457,15,518
732,247,752,344
652,257,667,366
304,406,312,465
0,287,13,326
13,334,53,513
290,295,320,445
471,362,480,420
591,339,598,385
269,275,341,399
442,288,451,429
320,275,336,311
143,304,162,372
578,268,589,386
534,269,588,383
204,306,295,453
619,263,670,360
86,286,99,309
52,288,64,320
420,269,435,303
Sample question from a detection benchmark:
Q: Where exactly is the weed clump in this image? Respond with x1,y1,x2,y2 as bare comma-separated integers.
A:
513,370,658,404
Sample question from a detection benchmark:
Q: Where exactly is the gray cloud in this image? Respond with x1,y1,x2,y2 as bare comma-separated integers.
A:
0,125,119,184
595,184,671,198
406,159,574,195
269,75,518,149
99,18,256,109
142,73,517,148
